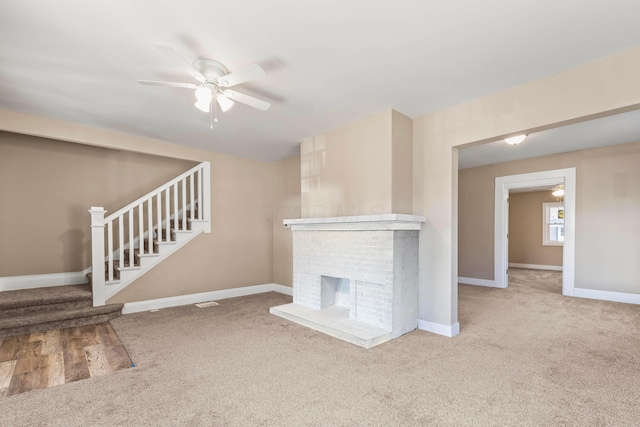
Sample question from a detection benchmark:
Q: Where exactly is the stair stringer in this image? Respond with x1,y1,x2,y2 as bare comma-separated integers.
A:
104,220,208,300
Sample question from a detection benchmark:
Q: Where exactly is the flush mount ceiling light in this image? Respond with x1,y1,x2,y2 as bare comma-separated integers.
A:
138,45,270,125
504,134,527,145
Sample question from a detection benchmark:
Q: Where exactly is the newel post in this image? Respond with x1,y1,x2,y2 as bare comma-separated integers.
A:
89,207,107,306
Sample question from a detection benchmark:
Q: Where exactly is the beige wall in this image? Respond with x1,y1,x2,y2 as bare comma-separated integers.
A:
300,109,414,218
458,140,640,294
301,110,393,218
508,191,563,267
414,45,640,327
0,111,278,304
272,155,301,287
391,110,414,214
0,132,197,276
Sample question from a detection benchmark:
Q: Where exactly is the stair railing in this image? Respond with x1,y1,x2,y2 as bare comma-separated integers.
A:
89,161,210,306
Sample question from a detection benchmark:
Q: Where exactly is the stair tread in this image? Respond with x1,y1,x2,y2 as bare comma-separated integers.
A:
0,303,124,330
0,299,92,320
0,284,92,310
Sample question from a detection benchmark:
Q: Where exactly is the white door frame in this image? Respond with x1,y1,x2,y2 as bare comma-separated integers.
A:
494,168,576,296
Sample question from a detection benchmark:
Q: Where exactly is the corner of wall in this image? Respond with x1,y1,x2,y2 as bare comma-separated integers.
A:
391,110,414,214
272,155,301,287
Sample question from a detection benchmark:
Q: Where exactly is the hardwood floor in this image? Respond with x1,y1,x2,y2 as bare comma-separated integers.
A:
0,323,132,398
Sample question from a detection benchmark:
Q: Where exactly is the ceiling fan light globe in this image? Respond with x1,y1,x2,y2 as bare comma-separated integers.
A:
217,95,234,112
194,99,210,113
195,86,212,102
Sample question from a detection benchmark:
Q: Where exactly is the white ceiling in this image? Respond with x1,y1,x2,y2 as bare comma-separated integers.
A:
2,1,640,162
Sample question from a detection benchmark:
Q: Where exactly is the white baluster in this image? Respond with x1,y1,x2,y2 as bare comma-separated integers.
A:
165,188,170,241
156,193,162,242
182,178,187,231
190,173,195,222
197,168,203,220
107,221,114,282
138,203,144,255
88,207,106,306
128,209,134,267
147,199,153,253
118,216,124,271
173,183,178,230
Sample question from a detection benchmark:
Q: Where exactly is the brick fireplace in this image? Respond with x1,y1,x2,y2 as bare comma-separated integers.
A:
270,214,425,348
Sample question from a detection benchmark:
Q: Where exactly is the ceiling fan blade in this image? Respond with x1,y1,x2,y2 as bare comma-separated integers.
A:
155,44,205,83
137,80,198,89
222,90,271,111
217,64,265,87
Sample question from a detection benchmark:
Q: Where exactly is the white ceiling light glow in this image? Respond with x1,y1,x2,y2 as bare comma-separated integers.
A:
216,94,234,112
504,134,527,145
194,84,234,114
194,84,213,113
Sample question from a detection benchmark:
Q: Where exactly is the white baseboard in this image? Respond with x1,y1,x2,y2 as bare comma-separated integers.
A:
509,263,563,271
574,288,640,305
458,277,500,288
122,283,293,314
271,284,293,296
0,268,90,291
417,319,460,337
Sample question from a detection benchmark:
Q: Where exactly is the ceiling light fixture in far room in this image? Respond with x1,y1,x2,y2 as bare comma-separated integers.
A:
552,187,565,197
504,134,527,145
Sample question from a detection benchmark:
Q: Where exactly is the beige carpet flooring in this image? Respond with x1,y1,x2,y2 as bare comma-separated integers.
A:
1,268,639,426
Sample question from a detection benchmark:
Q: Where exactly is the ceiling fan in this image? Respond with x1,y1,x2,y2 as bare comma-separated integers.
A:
138,45,270,122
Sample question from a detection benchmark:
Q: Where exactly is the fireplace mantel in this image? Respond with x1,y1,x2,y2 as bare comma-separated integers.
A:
271,213,425,348
283,214,426,231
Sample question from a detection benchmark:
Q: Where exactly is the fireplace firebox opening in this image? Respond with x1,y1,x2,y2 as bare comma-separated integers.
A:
321,275,350,309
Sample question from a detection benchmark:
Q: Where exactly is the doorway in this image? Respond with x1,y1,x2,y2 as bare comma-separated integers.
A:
494,168,576,296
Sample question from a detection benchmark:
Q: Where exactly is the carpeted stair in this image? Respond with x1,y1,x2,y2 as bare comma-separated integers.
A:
0,283,123,338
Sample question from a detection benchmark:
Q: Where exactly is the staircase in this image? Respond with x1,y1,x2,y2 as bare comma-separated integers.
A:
0,162,211,337
90,161,211,305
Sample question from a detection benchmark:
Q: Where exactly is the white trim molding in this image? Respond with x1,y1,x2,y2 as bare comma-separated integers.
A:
271,284,293,296
458,277,499,288
417,319,460,337
508,263,563,272
574,288,640,305
121,283,293,314
0,268,90,292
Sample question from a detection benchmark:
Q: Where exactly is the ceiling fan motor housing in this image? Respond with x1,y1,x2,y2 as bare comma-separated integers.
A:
193,59,228,85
